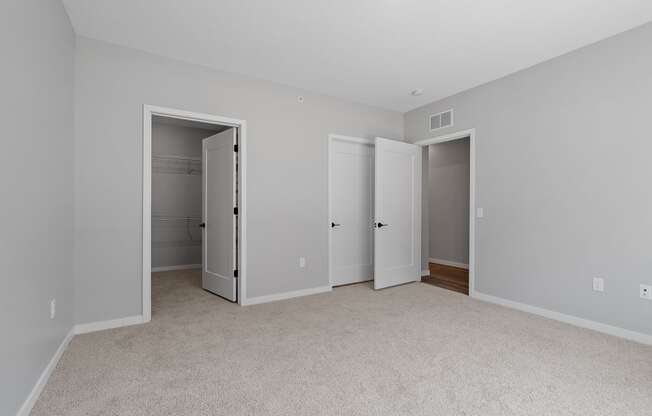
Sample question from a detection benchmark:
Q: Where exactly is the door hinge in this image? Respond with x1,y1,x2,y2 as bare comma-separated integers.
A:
234,206,238,215
234,269,238,278
233,144,238,152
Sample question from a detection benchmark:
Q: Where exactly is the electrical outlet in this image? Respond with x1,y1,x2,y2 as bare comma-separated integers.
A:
299,257,306,268
50,299,56,319
476,207,484,218
640,284,652,300
592,277,604,292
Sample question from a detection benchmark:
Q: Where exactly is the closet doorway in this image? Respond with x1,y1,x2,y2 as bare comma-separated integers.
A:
142,105,248,322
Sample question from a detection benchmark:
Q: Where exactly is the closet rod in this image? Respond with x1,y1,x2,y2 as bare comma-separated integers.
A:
152,215,202,221
152,155,201,162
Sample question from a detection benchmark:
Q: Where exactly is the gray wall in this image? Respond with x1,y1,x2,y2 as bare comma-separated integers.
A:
428,139,470,265
73,37,403,324
151,123,214,268
405,23,652,335
0,1,75,414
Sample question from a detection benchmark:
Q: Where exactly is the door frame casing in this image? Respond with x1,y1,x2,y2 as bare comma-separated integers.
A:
327,134,374,287
142,104,248,321
413,128,476,296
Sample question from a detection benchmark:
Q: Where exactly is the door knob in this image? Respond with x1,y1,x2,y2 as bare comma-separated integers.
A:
331,222,341,228
199,223,206,228
376,222,388,228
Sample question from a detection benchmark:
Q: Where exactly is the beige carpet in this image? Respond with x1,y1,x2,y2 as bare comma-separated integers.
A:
32,270,652,415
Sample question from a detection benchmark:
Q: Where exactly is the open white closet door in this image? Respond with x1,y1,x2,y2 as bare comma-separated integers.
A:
201,128,237,301
373,137,422,290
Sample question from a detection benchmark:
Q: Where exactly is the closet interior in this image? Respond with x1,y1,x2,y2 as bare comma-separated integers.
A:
151,116,228,271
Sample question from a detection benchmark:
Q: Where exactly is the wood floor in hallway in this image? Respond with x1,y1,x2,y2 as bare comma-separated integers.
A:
422,262,469,295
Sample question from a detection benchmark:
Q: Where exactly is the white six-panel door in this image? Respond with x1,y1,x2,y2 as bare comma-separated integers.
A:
330,138,375,286
202,128,237,301
373,137,422,290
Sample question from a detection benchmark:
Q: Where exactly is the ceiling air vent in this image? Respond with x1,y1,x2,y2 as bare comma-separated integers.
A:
429,109,453,131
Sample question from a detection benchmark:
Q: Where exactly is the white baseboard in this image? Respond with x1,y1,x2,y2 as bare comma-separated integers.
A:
243,285,332,306
74,315,145,335
472,291,652,346
17,328,75,416
17,315,147,415
151,264,201,272
429,258,469,269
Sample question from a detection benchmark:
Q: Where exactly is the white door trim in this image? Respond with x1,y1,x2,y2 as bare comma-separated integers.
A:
143,104,248,321
414,128,476,295
327,134,374,287
329,134,374,146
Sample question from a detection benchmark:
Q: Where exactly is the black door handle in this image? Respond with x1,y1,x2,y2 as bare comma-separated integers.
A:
376,222,388,228
331,222,341,228
199,223,206,228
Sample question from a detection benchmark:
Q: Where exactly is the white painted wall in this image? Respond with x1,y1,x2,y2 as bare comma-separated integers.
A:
73,37,403,324
0,1,75,414
405,22,652,336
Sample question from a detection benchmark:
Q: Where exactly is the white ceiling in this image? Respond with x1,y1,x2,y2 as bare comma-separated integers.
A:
62,0,652,112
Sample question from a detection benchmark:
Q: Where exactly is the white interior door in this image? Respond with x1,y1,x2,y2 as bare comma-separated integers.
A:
330,139,374,286
374,137,421,289
202,128,237,301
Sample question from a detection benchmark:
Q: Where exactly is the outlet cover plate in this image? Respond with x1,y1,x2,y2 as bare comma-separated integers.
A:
593,278,604,292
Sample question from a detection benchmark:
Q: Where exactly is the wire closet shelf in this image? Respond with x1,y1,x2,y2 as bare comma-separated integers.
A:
152,155,202,175
152,214,203,246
